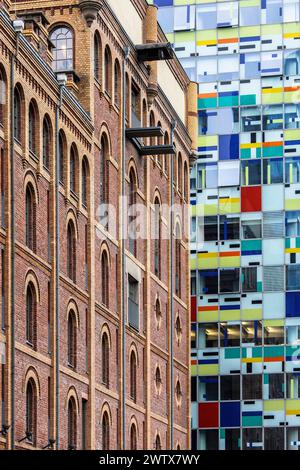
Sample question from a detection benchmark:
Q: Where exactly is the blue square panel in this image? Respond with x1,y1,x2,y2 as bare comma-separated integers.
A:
154,0,173,6
219,134,239,160
220,401,240,427
286,292,300,317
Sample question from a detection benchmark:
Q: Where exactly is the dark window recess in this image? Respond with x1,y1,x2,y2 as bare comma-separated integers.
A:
128,275,139,331
242,374,262,400
221,375,240,400
220,268,240,293
204,216,218,241
220,215,240,240
242,267,257,292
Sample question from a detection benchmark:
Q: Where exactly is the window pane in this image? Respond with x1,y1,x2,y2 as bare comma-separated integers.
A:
241,107,261,132
286,265,300,290
199,270,218,295
196,4,217,30
242,374,262,399
241,160,261,186
242,267,258,292
219,215,240,240
220,322,240,347
218,161,240,187
198,324,218,348
284,49,300,76
241,218,262,239
262,105,283,130
204,216,218,241
242,321,262,345
263,158,283,184
286,211,300,236
199,376,219,401
264,325,284,344
285,157,300,184
220,269,240,293
221,376,240,400
263,373,284,399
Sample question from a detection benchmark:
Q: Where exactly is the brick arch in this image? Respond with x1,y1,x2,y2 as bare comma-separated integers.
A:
24,269,40,304
152,188,162,206
127,158,139,189
99,123,112,157
100,323,111,349
100,401,112,426
67,299,80,330
129,342,139,367
99,241,111,267
129,415,139,440
66,209,79,239
23,170,39,205
65,386,80,414
23,366,41,399
174,217,182,239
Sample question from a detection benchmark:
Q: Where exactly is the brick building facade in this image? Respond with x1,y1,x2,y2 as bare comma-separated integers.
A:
0,0,197,450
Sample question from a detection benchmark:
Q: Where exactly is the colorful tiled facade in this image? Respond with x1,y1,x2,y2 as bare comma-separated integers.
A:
152,0,300,450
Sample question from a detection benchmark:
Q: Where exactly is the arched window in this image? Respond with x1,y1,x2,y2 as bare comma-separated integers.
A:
101,250,109,307
175,315,182,343
43,116,51,170
59,130,65,184
26,379,37,444
26,282,37,347
25,183,36,252
102,411,110,450
130,423,137,450
155,434,161,451
175,224,181,298
142,100,147,128
50,26,73,72
130,350,137,402
154,197,161,278
157,121,163,167
155,298,161,327
0,68,6,125
164,132,169,176
70,145,78,195
68,397,77,450
82,157,88,208
114,60,121,107
129,168,137,256
102,332,109,387
100,135,108,206
149,111,155,146
178,152,182,193
155,366,162,390
104,46,112,95
94,32,101,80
67,221,76,282
176,380,182,403
67,310,77,368
184,161,189,201
14,86,22,142
29,101,38,155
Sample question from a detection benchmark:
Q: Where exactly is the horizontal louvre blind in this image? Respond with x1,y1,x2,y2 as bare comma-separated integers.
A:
263,212,284,238
264,266,284,292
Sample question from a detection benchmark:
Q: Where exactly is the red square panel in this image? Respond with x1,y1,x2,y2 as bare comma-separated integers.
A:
198,402,219,428
191,296,197,322
241,186,261,212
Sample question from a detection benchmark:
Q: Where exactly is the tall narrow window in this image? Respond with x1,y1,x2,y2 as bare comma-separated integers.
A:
104,46,112,95
131,83,140,127
82,157,88,208
130,350,137,402
14,86,22,142
43,116,51,170
175,224,181,297
114,60,120,107
102,411,110,450
157,121,163,167
102,332,109,387
100,136,108,206
67,310,77,368
154,198,161,278
155,434,161,450
149,111,155,146
164,132,169,176
67,221,76,282
130,423,137,450
67,397,77,450
50,27,73,72
94,32,101,80
178,153,182,193
70,145,77,195
129,169,137,256
183,161,189,201
101,250,109,307
25,184,36,252
26,379,37,444
29,102,37,155
59,131,65,184
26,282,36,347
1,147,5,228
0,68,6,125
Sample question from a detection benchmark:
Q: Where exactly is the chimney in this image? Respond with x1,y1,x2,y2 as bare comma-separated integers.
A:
187,81,198,167
144,4,158,109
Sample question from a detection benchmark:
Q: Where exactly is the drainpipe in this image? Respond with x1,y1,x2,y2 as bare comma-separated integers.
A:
170,119,177,450
121,46,130,451
55,75,66,449
10,20,24,450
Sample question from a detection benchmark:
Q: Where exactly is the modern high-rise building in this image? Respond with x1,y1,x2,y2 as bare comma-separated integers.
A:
0,0,196,450
152,0,300,450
